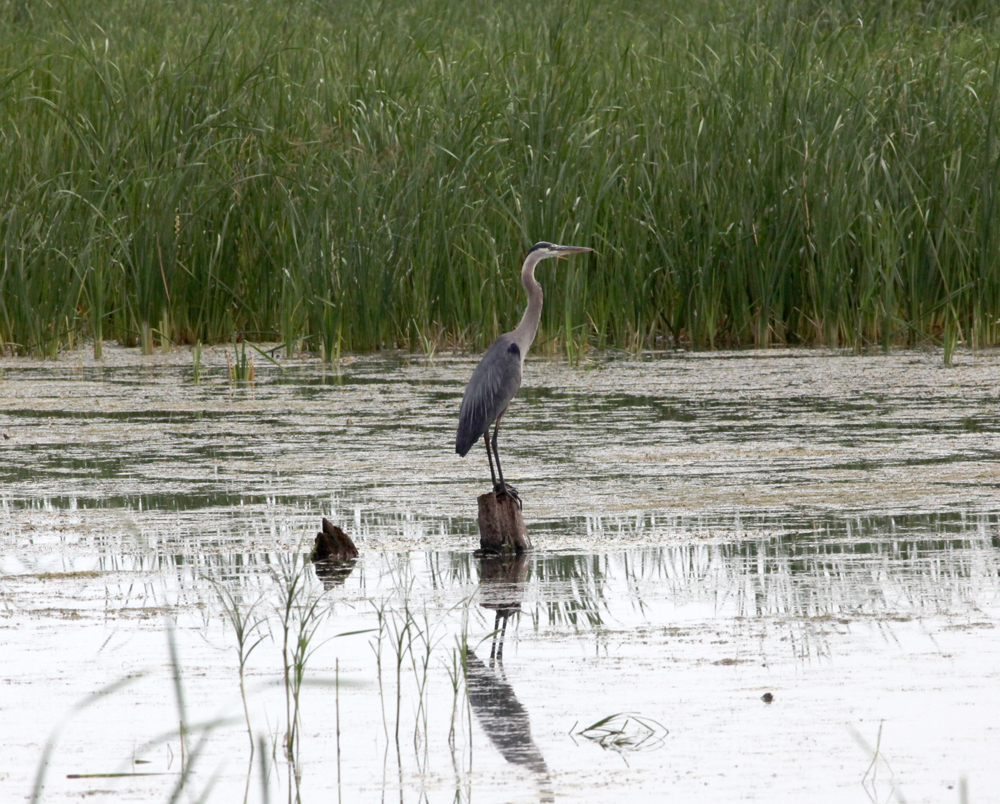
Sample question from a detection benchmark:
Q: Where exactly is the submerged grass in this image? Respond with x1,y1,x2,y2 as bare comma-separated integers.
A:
571,712,668,756
1,0,999,356
29,554,474,803
272,553,329,767
208,578,267,754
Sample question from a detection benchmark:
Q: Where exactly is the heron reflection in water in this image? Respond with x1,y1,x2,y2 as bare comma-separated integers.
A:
456,242,593,506
467,553,553,802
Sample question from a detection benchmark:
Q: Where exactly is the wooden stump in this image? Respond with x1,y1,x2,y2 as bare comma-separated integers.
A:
310,518,359,589
477,492,531,554
310,517,359,561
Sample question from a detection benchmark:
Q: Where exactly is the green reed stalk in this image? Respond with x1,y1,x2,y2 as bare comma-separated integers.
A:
2,0,998,356
272,554,327,764
208,579,268,754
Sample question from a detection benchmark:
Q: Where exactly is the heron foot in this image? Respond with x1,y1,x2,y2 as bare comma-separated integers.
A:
494,482,522,510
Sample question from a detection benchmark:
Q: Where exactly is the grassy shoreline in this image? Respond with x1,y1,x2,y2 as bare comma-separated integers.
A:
1,0,998,358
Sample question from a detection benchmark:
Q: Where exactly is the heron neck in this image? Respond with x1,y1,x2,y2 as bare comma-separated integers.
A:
511,252,544,354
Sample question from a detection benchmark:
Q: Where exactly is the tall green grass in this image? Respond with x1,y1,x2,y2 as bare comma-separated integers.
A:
1,0,998,356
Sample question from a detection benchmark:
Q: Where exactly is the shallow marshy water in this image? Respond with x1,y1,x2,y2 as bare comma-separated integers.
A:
2,345,999,803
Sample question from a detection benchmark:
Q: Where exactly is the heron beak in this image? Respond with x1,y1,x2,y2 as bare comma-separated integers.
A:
553,245,594,260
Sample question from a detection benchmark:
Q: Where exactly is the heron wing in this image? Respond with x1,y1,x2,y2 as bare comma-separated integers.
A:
455,335,523,456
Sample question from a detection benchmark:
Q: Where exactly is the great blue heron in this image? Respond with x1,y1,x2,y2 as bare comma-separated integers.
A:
455,242,593,504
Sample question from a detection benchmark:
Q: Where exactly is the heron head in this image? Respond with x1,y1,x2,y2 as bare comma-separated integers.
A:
527,242,594,262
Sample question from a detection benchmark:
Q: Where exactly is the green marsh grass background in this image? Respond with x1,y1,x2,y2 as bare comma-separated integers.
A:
1,0,998,357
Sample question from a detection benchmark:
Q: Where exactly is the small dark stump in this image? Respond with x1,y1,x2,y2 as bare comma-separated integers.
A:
477,491,531,554
310,518,359,562
310,518,358,589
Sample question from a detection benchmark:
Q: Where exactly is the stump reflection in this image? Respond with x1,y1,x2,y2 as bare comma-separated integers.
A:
478,552,528,661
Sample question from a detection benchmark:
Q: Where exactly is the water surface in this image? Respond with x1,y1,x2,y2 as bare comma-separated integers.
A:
2,346,999,803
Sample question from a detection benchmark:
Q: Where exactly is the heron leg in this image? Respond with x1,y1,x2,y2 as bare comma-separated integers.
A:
490,410,521,509
483,431,498,488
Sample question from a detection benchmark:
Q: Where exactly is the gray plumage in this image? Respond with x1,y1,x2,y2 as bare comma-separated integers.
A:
456,241,593,501
455,336,522,457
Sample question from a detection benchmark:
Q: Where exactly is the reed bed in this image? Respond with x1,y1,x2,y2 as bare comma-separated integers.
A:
1,0,998,357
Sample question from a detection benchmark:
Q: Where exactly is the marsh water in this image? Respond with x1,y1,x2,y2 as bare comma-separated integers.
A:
3,346,1000,803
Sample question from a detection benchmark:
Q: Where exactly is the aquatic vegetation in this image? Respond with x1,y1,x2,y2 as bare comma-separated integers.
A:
29,626,240,804
571,712,668,757
0,0,998,356
208,579,268,753
370,558,459,756
30,676,146,804
271,554,328,765
227,341,255,384
191,340,203,383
